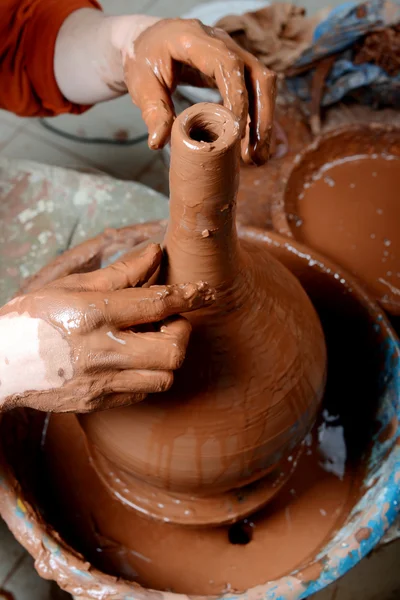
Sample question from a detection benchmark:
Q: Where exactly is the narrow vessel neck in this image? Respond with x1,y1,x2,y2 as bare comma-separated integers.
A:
164,103,242,288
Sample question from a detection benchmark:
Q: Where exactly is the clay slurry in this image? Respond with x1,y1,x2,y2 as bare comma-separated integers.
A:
42,407,359,595
290,154,400,311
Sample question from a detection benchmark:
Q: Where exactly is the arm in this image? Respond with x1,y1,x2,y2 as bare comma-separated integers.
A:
54,10,160,105
0,0,102,116
55,12,277,164
0,0,276,164
0,244,214,414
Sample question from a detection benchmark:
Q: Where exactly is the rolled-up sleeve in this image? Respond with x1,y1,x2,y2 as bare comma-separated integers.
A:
0,0,102,117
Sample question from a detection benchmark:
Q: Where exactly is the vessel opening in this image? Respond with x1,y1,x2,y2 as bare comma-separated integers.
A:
187,114,223,144
189,124,219,143
228,521,253,545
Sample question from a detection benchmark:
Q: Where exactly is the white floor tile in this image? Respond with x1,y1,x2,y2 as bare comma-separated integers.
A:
0,109,26,129
146,0,210,17
1,130,94,172
0,111,156,185
101,0,157,15
9,120,155,180
41,95,146,140
0,119,20,150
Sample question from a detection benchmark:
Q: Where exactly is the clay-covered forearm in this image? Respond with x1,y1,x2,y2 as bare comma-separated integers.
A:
0,0,101,117
54,11,160,104
0,245,214,414
55,13,276,164
0,305,65,411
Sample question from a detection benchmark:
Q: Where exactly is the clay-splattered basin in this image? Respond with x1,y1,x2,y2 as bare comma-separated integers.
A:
273,124,400,316
0,224,399,600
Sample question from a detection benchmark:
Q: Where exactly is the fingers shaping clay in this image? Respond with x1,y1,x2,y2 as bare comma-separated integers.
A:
79,103,327,526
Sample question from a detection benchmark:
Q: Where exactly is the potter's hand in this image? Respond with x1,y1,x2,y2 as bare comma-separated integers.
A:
0,244,214,414
124,19,277,165
54,11,276,166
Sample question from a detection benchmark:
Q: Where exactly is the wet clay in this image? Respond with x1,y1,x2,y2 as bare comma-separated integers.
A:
0,224,394,599
79,103,327,527
124,19,276,165
235,103,312,229
40,409,359,595
38,246,381,594
235,102,400,233
283,126,400,314
0,244,214,413
216,4,329,72
353,24,400,77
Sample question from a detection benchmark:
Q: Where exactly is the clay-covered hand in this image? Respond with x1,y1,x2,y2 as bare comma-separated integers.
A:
123,19,277,165
0,244,214,414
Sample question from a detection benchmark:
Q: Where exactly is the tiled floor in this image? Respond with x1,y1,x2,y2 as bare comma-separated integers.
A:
3,1,397,599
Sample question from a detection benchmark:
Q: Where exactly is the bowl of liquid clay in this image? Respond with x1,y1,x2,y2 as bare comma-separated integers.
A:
0,224,400,600
274,124,400,315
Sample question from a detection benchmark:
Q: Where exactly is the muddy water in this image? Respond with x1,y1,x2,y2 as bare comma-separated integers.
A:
287,155,400,311
40,408,360,595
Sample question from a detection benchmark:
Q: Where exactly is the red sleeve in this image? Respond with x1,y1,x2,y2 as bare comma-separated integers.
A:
0,0,102,117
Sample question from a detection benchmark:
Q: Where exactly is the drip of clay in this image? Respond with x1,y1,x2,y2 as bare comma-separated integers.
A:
79,103,327,527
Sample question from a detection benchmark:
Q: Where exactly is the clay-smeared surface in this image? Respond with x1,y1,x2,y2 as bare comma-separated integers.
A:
41,409,358,595
216,4,328,72
287,155,400,311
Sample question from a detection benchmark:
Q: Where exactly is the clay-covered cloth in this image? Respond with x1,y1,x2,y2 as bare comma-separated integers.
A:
218,1,400,113
215,3,330,73
286,0,400,109
0,0,102,117
353,24,400,77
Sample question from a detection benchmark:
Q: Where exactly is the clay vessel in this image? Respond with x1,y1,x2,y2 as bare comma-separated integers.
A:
79,103,327,526
273,124,400,315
